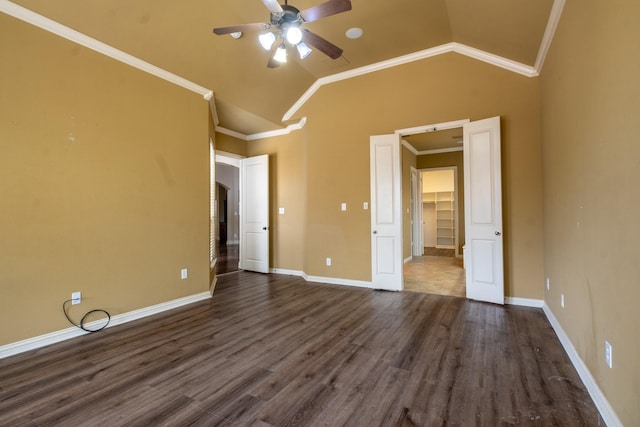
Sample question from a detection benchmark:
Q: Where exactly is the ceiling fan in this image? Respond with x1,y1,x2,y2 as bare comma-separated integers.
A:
213,0,352,68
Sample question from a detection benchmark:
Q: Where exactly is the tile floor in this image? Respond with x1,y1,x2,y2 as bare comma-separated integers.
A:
404,248,465,297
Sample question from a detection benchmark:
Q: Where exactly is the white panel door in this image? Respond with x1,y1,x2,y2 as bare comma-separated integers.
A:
240,154,269,273
411,168,423,257
463,117,504,304
370,134,403,291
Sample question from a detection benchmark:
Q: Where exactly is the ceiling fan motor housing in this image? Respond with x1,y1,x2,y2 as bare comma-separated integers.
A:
271,4,303,28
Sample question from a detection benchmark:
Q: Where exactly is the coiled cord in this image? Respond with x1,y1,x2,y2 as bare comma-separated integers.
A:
62,299,111,333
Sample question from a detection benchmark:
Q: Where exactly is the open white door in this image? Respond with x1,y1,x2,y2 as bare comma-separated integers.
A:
370,134,403,291
411,167,423,257
240,154,269,273
463,117,504,304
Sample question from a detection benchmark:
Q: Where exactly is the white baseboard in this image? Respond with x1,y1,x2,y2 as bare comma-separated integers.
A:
404,256,413,264
542,304,622,427
505,296,544,308
0,291,211,359
270,268,371,289
303,274,372,289
270,268,305,277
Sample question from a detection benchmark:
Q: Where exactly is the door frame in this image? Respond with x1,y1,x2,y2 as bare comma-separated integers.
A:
372,118,504,300
215,151,243,269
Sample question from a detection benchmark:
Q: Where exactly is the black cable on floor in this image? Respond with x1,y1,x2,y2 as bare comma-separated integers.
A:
62,299,111,333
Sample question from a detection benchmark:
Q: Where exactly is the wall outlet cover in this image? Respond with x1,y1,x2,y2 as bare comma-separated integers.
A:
605,341,613,368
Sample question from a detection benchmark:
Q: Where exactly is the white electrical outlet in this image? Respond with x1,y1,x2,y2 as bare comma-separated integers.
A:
546,278,550,290
561,294,565,308
326,258,332,266
341,203,347,211
181,268,188,279
71,291,81,305
363,202,369,210
605,341,613,368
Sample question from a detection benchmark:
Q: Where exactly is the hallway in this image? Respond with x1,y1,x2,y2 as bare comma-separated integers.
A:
216,243,239,275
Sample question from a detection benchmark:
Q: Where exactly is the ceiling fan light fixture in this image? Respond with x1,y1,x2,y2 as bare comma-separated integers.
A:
274,43,288,63
259,32,276,50
296,41,312,59
285,26,303,45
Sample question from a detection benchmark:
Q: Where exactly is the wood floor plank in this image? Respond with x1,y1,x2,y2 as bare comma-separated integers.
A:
0,271,602,426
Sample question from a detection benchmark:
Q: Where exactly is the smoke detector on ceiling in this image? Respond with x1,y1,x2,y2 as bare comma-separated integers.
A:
345,27,363,39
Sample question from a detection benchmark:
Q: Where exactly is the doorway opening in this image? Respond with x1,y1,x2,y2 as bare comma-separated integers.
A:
404,167,465,296
399,121,467,297
216,155,240,275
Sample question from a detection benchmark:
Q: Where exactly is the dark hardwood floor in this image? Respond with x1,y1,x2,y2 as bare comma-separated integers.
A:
216,243,239,275
0,272,601,426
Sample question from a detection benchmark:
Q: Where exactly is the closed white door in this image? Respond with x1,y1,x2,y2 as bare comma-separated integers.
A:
370,134,403,291
463,117,504,304
239,154,269,273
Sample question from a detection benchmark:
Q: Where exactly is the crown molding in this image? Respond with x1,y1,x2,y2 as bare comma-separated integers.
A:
282,42,538,121
216,117,307,141
420,146,463,155
534,0,566,73
282,0,568,122
216,126,249,141
401,140,463,156
452,43,538,77
0,0,212,100
247,117,306,140
401,140,419,156
282,43,457,121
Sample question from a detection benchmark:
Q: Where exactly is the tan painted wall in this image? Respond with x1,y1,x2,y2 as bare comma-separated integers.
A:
540,0,640,424
295,52,544,298
0,15,210,345
215,132,247,157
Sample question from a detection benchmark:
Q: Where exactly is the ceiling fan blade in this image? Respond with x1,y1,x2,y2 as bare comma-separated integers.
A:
261,0,283,14
300,0,352,23
213,23,268,35
302,30,343,59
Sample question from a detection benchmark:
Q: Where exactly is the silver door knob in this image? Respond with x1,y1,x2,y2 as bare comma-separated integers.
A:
373,230,378,234
495,231,501,236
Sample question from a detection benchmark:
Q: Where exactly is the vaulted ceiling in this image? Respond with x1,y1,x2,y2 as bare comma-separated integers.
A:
8,0,558,136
